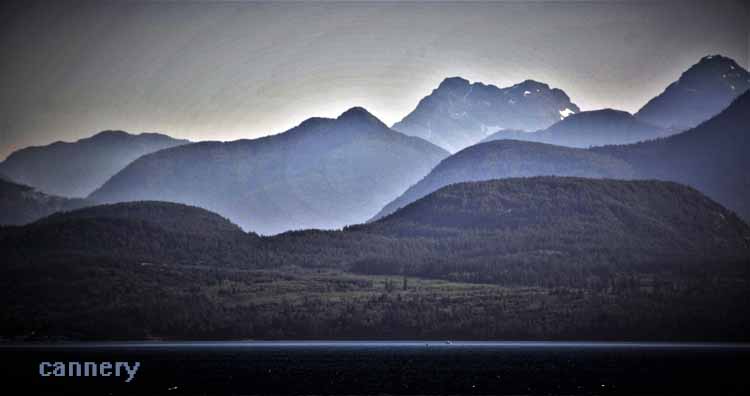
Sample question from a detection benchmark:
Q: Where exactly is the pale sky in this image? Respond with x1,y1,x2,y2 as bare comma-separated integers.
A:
1,0,748,160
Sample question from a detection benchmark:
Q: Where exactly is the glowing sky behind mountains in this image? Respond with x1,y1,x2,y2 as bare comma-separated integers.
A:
1,0,747,160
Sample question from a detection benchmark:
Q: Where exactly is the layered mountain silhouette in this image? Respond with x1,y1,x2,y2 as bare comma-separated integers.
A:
89,108,449,235
7,177,747,274
2,53,750,342
595,89,750,221
0,131,189,197
2,201,258,268
635,55,750,130
372,140,634,220
0,178,90,225
482,109,669,148
3,177,749,339
379,90,750,223
392,77,580,152
364,178,749,265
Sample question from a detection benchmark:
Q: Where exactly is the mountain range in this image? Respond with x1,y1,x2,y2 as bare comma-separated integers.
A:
635,55,750,130
0,131,189,197
88,108,448,235
376,89,750,223
372,139,635,220
467,55,748,150
482,109,669,148
0,178,90,225
392,77,580,152
595,88,750,221
1,54,747,236
3,177,748,339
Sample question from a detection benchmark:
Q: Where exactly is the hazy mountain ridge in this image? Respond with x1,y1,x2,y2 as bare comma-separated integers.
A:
482,109,669,148
3,177,749,340
372,140,635,220
595,89,750,221
635,55,750,130
0,178,91,226
379,89,750,222
0,130,189,197
392,77,580,152
88,108,449,235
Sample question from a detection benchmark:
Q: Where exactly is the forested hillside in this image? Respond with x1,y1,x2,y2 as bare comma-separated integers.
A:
372,140,634,220
0,178,90,225
2,177,748,341
595,89,750,221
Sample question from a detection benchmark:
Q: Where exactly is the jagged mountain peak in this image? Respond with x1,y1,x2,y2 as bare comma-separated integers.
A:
635,54,750,130
695,54,744,69
677,54,748,86
393,76,579,152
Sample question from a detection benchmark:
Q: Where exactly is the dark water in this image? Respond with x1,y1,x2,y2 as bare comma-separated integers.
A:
1,341,748,395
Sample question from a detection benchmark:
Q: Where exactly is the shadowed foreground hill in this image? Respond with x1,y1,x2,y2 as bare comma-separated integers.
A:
0,131,189,197
354,178,750,282
0,178,90,225
2,201,260,268
2,178,748,340
372,140,634,220
89,108,448,235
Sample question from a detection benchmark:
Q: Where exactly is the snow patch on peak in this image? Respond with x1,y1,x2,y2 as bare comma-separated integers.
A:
559,108,576,119
523,91,531,96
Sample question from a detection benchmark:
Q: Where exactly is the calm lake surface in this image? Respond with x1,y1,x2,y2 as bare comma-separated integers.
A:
1,341,748,395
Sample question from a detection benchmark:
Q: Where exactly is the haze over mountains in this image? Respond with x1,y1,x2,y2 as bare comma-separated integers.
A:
1,54,746,236
372,140,635,220
1,52,750,341
3,177,748,340
391,56,750,153
635,55,750,130
595,89,750,221
378,89,750,224
392,77,580,152
0,178,89,226
0,131,189,197
482,109,669,148
89,108,448,235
